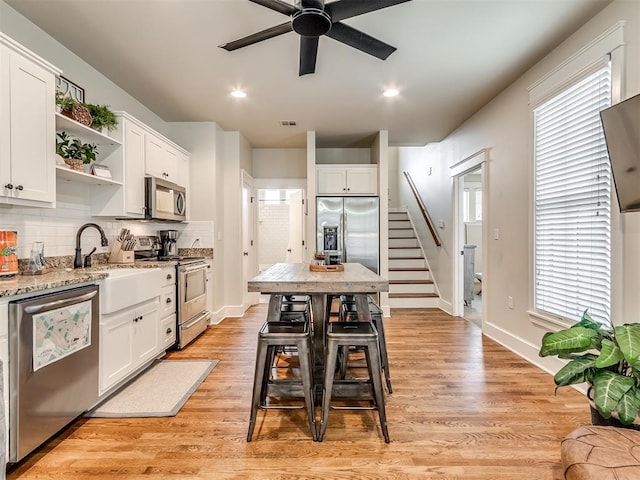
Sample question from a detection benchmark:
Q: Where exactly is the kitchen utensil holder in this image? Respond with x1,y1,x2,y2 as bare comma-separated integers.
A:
108,240,134,264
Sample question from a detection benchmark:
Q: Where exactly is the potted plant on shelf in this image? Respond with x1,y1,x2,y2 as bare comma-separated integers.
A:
85,103,118,133
539,310,640,428
56,131,98,171
55,91,76,116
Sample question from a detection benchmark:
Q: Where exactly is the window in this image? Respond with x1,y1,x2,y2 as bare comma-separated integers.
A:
533,63,611,324
463,190,470,222
475,190,483,221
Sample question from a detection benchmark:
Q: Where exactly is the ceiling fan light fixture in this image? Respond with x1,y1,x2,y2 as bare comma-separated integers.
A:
383,88,399,98
231,89,247,98
291,8,331,37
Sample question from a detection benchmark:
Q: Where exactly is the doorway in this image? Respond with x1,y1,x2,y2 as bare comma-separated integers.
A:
242,171,259,308
461,169,483,326
451,150,487,327
257,188,305,272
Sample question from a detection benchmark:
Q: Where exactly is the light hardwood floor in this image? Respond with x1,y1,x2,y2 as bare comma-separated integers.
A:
7,306,588,479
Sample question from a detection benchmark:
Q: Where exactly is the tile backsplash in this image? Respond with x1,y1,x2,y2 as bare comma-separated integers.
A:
1,184,213,260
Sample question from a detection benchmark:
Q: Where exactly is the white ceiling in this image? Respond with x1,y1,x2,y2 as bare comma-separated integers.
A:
5,0,612,148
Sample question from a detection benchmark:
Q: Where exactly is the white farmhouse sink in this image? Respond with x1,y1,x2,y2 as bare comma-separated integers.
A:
96,268,162,314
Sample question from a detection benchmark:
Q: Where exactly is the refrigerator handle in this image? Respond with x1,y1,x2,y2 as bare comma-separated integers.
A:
342,211,347,262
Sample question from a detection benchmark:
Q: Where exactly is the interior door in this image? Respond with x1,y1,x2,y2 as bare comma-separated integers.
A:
242,174,258,307
287,190,303,262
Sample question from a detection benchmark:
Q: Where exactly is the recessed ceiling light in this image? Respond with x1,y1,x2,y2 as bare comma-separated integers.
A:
383,88,399,98
231,89,246,98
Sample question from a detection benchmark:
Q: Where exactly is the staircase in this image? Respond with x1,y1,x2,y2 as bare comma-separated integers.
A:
388,211,439,308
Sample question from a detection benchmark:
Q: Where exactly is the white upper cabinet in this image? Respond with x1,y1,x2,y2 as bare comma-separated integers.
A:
145,133,183,184
316,165,378,195
90,112,144,218
0,33,60,206
90,112,189,219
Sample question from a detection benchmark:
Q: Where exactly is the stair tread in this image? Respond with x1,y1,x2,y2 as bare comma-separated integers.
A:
389,293,439,298
390,279,434,284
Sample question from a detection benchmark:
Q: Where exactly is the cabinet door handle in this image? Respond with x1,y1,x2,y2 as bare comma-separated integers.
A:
166,274,173,280
16,185,23,191
4,184,13,190
166,328,173,334
166,297,172,304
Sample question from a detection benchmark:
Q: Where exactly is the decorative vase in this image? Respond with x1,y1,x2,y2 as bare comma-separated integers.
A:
64,158,84,171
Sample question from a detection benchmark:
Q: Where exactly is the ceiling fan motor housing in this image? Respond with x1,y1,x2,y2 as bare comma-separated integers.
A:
292,6,332,37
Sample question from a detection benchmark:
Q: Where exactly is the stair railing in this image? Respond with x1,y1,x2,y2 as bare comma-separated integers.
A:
403,171,442,247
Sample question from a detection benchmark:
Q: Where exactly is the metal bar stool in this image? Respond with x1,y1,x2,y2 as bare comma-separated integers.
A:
340,297,393,394
247,321,317,442
318,321,390,443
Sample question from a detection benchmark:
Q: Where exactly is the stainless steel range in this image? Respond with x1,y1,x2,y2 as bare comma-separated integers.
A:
135,235,210,349
176,257,210,349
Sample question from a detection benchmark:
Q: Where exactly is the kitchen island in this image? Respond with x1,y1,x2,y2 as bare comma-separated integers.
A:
248,262,388,366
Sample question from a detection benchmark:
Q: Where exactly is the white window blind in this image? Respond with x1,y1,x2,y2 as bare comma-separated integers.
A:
534,64,611,324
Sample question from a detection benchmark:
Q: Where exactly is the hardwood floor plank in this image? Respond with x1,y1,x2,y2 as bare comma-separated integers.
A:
7,306,588,479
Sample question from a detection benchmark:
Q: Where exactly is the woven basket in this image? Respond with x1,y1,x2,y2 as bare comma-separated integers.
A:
64,158,84,171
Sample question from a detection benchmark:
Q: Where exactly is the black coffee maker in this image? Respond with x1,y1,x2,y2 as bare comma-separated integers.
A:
159,230,178,258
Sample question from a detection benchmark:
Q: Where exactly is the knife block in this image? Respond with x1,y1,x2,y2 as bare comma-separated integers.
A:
108,240,134,264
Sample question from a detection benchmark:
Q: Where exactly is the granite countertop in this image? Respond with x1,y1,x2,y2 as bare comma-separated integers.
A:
0,261,177,298
1,248,213,299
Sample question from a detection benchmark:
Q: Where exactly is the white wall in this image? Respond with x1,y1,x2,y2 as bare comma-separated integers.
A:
166,122,225,319
398,0,640,372
316,148,372,164
388,147,399,209
252,149,306,178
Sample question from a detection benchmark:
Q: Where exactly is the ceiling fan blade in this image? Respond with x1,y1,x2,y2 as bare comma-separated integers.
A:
249,0,298,16
299,36,319,76
219,22,293,51
326,0,411,23
325,22,396,60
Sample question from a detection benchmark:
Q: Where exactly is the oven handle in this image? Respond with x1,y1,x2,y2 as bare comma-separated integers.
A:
24,289,98,314
182,311,210,329
179,262,209,274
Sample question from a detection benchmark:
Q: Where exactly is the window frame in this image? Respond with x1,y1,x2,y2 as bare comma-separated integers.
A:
527,23,625,329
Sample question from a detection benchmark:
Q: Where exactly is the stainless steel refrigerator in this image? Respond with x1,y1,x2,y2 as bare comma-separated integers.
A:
316,196,379,273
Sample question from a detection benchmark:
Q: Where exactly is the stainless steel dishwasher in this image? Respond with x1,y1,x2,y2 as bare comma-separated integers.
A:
8,284,99,463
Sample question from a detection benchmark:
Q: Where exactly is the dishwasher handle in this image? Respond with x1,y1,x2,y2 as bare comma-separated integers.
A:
24,289,98,315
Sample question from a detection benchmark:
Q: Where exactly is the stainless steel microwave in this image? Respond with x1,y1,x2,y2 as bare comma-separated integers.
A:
145,177,186,222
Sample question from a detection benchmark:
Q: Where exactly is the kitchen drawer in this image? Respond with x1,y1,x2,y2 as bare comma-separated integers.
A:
160,284,175,318
161,313,176,348
161,266,176,287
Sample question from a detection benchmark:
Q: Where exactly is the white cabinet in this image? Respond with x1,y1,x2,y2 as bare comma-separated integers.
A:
90,112,189,218
159,266,176,349
100,298,160,394
316,165,378,195
145,133,182,184
90,113,144,217
0,33,60,207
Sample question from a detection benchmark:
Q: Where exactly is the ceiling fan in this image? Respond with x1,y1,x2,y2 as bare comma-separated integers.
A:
219,0,411,76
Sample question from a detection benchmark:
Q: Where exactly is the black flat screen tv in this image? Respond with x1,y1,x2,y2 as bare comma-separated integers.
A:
600,92,640,212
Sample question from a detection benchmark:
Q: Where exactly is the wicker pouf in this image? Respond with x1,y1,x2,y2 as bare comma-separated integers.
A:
561,426,640,480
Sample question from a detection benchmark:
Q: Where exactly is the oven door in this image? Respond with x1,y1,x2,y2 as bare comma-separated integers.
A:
178,262,208,322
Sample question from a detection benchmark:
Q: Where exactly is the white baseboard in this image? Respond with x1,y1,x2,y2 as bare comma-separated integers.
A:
482,320,588,396
438,298,453,315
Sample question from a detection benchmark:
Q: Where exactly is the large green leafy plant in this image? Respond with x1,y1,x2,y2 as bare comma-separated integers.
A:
539,310,640,425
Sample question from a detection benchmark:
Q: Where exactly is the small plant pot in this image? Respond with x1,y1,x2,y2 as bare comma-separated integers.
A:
64,158,84,171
